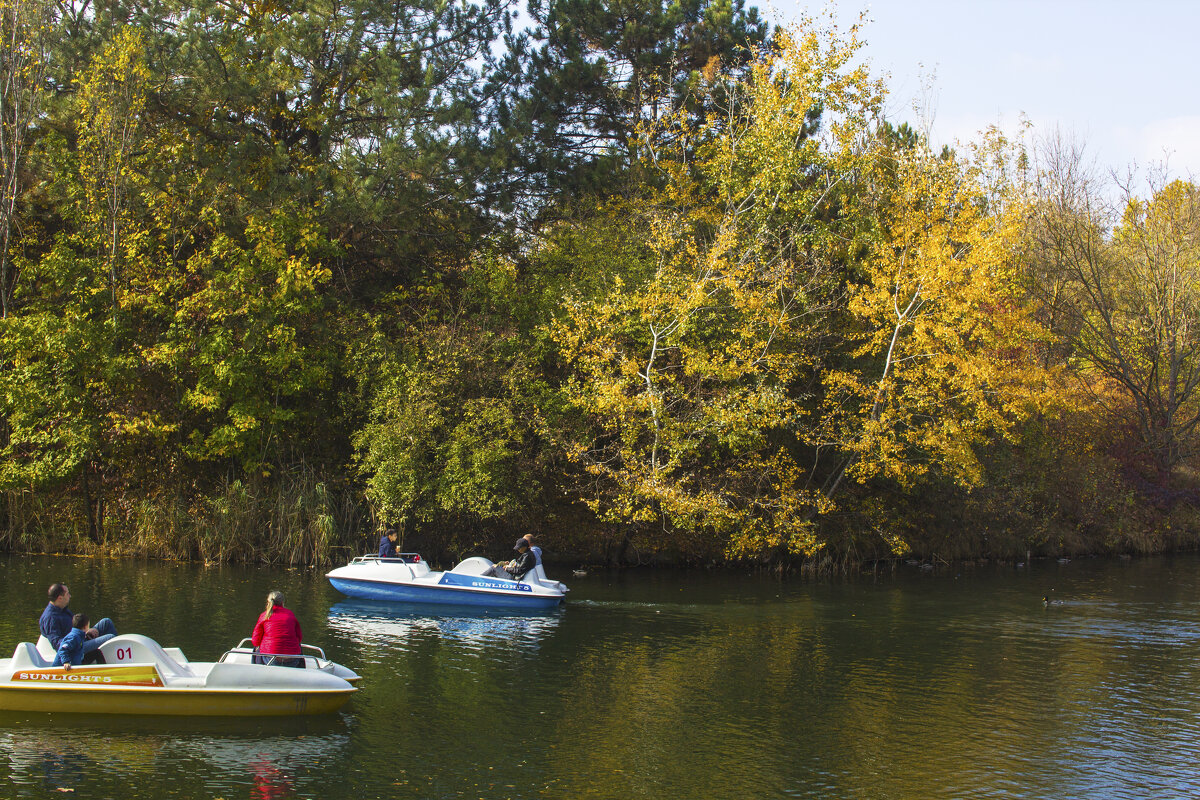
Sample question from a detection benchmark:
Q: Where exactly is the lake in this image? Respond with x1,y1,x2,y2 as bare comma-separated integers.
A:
0,552,1198,799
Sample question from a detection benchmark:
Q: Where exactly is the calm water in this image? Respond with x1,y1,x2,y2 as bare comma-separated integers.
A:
1,553,1199,799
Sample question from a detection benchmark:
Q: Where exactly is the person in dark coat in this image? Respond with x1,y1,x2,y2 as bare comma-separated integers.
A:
378,528,400,559
485,539,537,581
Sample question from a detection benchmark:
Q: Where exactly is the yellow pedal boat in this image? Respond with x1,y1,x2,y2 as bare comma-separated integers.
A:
0,634,358,716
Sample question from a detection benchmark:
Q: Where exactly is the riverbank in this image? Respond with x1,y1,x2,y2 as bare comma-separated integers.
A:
5,525,1198,575
4,453,1199,570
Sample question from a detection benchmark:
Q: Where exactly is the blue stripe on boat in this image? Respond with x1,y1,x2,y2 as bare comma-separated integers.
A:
328,577,563,609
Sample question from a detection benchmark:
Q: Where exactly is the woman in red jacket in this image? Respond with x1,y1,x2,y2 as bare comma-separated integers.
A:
251,590,304,667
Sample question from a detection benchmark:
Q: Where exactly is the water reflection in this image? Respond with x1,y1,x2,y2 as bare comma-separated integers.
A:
250,756,291,800
2,727,151,791
1,732,90,794
165,729,352,777
8,554,1200,799
0,713,351,797
326,600,562,654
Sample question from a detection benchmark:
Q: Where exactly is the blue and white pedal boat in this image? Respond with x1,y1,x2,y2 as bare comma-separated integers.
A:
326,554,568,610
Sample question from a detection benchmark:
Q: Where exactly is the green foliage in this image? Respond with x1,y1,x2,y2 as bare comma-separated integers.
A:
0,26,343,547
147,0,507,285
351,252,568,552
169,206,336,466
489,0,769,208
0,0,1190,567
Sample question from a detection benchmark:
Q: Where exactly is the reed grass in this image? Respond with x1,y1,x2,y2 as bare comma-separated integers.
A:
0,466,368,567
0,490,84,552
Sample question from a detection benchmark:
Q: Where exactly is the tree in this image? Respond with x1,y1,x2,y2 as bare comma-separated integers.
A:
351,251,565,554
549,18,1058,562
489,0,769,211
0,0,50,318
817,130,1053,518
1,26,343,541
34,0,507,298
0,28,161,542
550,21,883,560
1027,144,1200,474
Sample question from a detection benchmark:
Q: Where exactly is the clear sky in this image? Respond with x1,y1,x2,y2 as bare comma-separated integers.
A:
766,0,1199,180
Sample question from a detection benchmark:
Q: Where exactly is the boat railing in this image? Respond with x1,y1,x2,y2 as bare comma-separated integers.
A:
222,639,330,668
349,554,422,564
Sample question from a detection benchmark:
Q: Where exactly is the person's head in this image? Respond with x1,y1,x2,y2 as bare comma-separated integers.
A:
514,538,529,553
71,613,88,630
523,533,535,545
48,583,70,607
264,590,286,618
386,528,399,541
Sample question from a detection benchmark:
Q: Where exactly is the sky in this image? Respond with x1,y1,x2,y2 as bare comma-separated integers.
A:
767,0,1200,182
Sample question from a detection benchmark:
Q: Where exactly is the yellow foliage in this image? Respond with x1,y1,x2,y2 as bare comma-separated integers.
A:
554,17,1059,561
554,17,883,559
818,131,1058,498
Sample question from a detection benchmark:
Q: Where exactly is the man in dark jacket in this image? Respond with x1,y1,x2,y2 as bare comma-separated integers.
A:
39,583,117,663
507,539,537,580
378,528,400,559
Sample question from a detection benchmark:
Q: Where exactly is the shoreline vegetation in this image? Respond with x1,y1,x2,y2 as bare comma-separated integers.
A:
2,3,1198,571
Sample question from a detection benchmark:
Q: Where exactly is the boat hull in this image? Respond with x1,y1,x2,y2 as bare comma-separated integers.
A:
328,576,563,610
0,684,353,716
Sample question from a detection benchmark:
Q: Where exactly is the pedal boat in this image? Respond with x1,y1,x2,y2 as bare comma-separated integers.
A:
326,554,568,610
0,634,358,716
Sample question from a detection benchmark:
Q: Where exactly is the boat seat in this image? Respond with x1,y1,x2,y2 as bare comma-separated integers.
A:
35,636,56,661
97,634,194,678
526,565,566,591
11,642,52,669
450,556,494,575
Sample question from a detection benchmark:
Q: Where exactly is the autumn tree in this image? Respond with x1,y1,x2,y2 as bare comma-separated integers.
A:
548,15,1061,562
815,129,1055,556
1027,143,1200,475
550,20,883,560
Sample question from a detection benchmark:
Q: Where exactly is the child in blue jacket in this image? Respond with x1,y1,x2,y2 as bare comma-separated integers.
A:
53,613,89,669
